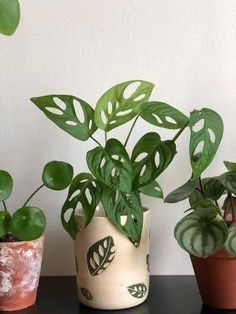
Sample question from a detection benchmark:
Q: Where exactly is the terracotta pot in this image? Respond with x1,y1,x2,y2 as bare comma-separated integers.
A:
191,249,236,309
74,207,150,310
0,236,44,311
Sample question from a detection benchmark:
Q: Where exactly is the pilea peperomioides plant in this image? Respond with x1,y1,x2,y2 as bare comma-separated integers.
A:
31,80,220,246
0,160,73,241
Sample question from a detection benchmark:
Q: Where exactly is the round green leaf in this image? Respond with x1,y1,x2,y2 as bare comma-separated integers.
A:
0,0,20,36
224,223,236,256
43,161,73,190
11,206,46,241
175,207,228,257
219,171,236,194
0,170,13,201
0,210,11,238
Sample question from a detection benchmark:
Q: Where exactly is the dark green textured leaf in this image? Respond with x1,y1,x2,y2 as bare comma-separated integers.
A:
139,180,163,198
31,95,97,141
165,179,197,203
127,283,147,298
87,236,115,276
224,223,236,256
87,139,132,193
94,80,154,131
224,161,236,171
0,0,20,35
189,109,223,179
131,133,177,188
43,160,73,190
11,206,46,241
204,177,225,200
0,210,11,237
140,101,189,129
219,171,236,194
0,170,13,201
175,207,228,257
80,288,93,300
61,173,102,239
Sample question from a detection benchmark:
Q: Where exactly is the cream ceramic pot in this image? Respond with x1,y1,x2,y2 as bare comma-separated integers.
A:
74,207,150,310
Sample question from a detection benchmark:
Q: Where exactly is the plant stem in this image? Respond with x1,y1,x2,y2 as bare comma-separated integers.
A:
90,136,103,147
2,201,7,212
228,193,235,221
105,132,108,143
124,115,139,147
23,184,45,207
172,121,189,142
198,177,205,198
223,196,229,221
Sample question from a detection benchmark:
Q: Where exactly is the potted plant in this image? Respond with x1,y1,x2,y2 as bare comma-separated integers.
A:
164,111,236,309
31,80,207,310
0,160,73,311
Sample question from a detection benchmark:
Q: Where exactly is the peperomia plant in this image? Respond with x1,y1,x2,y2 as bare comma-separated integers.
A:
0,0,20,36
0,160,73,241
31,80,216,246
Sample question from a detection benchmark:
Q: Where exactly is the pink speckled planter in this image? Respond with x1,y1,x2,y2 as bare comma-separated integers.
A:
0,236,44,311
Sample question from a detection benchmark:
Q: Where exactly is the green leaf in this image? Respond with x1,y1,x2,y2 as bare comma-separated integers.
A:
0,170,13,201
127,283,147,298
61,173,102,238
131,133,177,188
189,108,223,179
175,206,228,257
31,95,97,141
0,211,11,238
224,161,236,171
42,160,73,190
80,288,93,301
139,180,163,198
87,139,132,193
87,236,115,276
204,177,225,200
165,179,197,203
94,80,154,131
11,206,46,241
0,0,20,36
219,171,236,194
224,223,236,256
140,101,189,129
102,189,143,245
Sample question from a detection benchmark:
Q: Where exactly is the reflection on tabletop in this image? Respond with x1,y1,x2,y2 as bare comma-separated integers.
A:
79,301,149,314
0,304,37,314
201,305,236,314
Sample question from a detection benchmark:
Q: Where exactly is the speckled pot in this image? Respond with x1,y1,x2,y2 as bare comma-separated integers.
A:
0,236,44,311
74,208,150,310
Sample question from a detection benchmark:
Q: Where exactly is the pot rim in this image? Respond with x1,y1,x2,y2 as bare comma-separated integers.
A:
190,248,236,260
75,207,150,218
0,234,44,246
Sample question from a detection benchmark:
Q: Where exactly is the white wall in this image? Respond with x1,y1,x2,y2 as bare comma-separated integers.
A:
0,0,236,275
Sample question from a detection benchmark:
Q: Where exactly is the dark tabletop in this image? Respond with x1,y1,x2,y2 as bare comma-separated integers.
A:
4,276,236,314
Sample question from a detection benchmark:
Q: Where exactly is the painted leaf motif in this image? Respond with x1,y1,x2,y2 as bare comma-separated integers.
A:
131,133,177,188
127,283,147,298
81,288,93,300
224,223,236,256
146,254,150,272
87,236,115,276
94,80,154,131
87,139,132,193
165,179,197,203
31,95,97,141
139,180,163,199
219,171,236,194
189,108,223,179
175,207,228,258
140,101,189,129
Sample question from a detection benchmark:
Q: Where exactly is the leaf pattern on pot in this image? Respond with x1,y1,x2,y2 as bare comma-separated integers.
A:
87,236,115,276
81,288,93,300
146,254,149,272
127,283,147,298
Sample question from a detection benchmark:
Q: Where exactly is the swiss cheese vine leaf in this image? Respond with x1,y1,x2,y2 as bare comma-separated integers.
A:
31,95,97,141
140,101,189,129
139,180,163,198
189,108,224,179
94,80,154,131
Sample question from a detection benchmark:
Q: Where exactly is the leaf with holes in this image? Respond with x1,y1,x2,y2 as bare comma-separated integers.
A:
80,288,93,300
224,161,236,171
87,138,132,193
131,133,177,188
102,189,143,245
219,171,236,194
0,0,20,36
127,283,147,299
165,179,197,203
87,236,115,276
31,95,97,141
94,80,154,131
139,180,163,198
189,108,223,179
61,173,102,239
140,101,189,129
175,206,228,257
224,223,236,256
